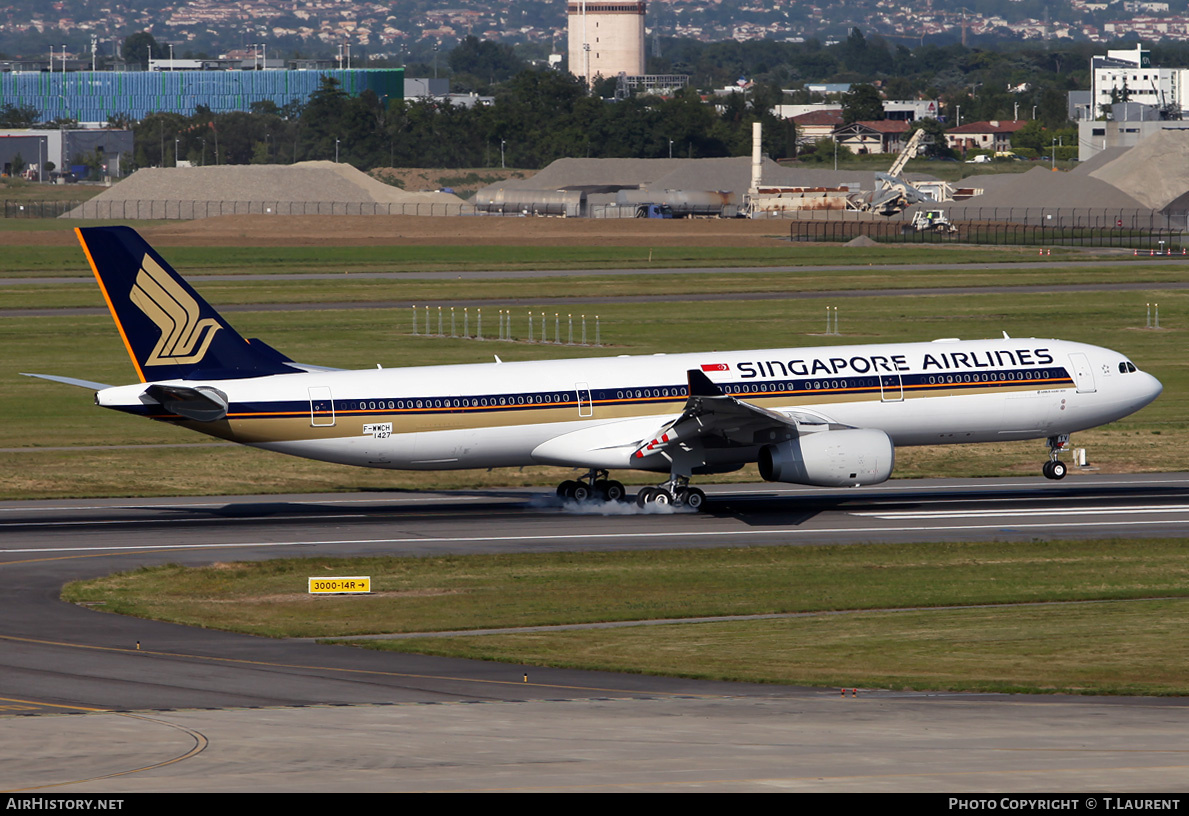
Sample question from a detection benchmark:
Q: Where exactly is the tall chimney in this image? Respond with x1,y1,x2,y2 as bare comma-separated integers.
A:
750,121,763,194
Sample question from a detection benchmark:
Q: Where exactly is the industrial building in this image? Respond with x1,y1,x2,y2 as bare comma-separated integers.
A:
1079,112,1189,161
1090,44,1184,120
567,0,646,85
0,67,404,125
0,128,132,179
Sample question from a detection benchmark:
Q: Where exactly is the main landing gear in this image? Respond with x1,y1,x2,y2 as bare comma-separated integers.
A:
1042,434,1069,480
635,475,706,511
554,470,708,510
556,469,627,503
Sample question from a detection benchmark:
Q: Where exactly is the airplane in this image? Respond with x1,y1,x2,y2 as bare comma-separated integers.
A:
23,226,1163,511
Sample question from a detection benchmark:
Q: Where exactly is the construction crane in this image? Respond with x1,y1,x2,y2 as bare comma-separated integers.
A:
853,127,931,215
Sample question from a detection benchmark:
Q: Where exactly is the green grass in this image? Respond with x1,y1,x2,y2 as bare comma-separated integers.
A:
59,540,1189,694
385,600,1188,694
0,242,1133,278
8,261,1189,312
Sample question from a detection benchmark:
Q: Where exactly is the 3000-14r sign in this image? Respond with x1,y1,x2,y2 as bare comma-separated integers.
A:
308,577,372,594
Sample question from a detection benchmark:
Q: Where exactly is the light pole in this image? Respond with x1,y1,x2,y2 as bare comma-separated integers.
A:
174,138,179,166
669,139,673,159
335,138,340,163
1033,105,1038,120
1051,137,1057,170
500,139,506,169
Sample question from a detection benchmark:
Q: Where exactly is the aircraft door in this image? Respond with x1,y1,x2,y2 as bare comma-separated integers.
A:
879,374,904,402
309,386,336,427
575,382,593,417
1068,353,1097,393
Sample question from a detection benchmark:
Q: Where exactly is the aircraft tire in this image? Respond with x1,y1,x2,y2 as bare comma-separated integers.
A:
682,487,707,511
557,480,579,498
1049,460,1067,480
597,480,626,502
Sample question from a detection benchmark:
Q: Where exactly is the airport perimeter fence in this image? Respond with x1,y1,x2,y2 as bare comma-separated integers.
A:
58,200,474,219
1,199,729,220
789,218,1189,250
1,200,79,218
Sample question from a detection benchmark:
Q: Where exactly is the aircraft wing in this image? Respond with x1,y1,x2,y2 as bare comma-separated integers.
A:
632,369,809,463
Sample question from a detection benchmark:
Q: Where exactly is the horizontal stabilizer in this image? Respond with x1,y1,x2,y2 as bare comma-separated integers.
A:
20,372,113,391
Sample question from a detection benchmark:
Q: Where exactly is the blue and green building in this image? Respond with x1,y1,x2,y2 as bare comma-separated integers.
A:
0,67,405,124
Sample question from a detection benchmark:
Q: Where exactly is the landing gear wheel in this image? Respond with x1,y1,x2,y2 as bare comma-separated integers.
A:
595,479,626,502
557,480,579,499
1046,460,1067,480
636,487,673,508
570,482,592,502
681,487,707,511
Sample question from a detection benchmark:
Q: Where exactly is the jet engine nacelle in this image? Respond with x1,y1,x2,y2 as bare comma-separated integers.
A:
758,429,894,487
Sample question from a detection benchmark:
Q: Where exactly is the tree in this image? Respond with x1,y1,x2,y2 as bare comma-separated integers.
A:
123,32,163,69
841,83,884,124
0,103,39,128
449,36,525,87
908,117,955,159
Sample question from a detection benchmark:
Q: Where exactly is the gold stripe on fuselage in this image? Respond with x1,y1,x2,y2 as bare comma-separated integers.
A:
160,380,1062,444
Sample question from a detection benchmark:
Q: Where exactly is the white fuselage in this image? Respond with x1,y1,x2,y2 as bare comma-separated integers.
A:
96,337,1162,474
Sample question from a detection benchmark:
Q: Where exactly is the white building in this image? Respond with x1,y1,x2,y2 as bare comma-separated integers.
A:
567,1,646,87
1090,44,1187,119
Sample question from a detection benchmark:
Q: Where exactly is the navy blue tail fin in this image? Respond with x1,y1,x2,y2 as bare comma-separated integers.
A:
78,226,299,382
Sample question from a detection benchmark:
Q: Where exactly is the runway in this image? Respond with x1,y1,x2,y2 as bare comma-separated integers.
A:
3,474,1189,792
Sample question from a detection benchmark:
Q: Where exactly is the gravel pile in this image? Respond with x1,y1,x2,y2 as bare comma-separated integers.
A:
1087,130,1189,211
956,165,1145,210
1071,146,1130,175
70,161,465,218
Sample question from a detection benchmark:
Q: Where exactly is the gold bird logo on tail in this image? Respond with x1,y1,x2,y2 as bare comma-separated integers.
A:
130,254,221,366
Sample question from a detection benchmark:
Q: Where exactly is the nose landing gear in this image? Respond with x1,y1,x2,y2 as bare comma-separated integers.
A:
1042,434,1070,480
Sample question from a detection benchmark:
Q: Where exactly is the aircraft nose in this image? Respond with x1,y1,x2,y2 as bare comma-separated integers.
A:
1142,372,1164,406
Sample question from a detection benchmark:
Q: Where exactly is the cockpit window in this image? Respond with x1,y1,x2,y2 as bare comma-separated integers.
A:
1119,361,1138,374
